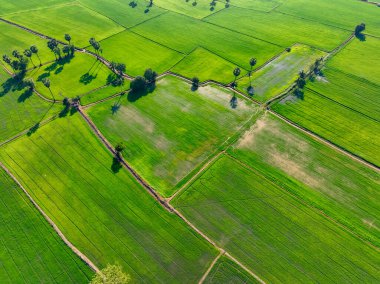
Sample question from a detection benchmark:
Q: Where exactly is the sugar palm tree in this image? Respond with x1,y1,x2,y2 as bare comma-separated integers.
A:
248,57,257,87
42,77,55,101
232,67,241,88
30,45,41,66
64,34,71,44
12,50,21,59
24,49,35,67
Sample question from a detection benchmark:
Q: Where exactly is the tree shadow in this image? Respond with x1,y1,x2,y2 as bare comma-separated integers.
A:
127,83,155,102
27,122,40,136
80,72,97,85
294,88,304,100
191,84,199,91
111,157,122,173
355,33,366,41
37,72,50,82
0,75,26,97
17,88,33,102
230,94,238,108
129,1,137,8
144,8,150,13
246,85,254,96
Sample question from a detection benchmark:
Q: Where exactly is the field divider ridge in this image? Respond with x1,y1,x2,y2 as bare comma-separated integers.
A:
198,250,225,284
0,161,100,273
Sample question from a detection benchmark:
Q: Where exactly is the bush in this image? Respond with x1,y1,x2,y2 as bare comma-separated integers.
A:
130,76,147,93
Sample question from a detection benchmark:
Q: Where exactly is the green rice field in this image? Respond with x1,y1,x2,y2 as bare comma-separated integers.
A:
0,167,92,283
0,114,217,283
237,44,325,102
172,155,380,283
87,76,258,197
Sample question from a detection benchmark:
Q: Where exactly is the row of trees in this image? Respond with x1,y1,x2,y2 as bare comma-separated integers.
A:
47,34,75,61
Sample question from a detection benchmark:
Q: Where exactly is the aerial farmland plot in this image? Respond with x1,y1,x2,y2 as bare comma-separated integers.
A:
0,0,379,283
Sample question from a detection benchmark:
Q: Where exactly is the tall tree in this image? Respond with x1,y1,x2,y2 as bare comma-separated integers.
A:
30,45,41,66
232,67,241,88
42,77,55,100
24,49,35,67
62,45,70,57
12,50,21,59
2,54,14,72
115,63,126,76
89,38,101,57
53,47,62,60
64,33,71,44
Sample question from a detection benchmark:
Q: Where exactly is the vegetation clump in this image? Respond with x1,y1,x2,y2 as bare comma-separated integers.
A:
91,264,130,284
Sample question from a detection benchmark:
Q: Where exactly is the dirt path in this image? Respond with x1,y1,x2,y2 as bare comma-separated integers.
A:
198,250,225,284
0,162,99,273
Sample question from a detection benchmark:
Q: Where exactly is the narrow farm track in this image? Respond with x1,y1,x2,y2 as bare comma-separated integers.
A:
0,162,100,273
198,250,225,284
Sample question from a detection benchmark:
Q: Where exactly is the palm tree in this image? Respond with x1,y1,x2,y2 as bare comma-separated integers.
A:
42,77,55,101
64,34,71,44
30,45,41,66
115,142,126,158
2,54,14,72
12,50,21,59
24,78,35,91
110,61,118,72
89,38,101,57
62,45,70,57
232,67,241,88
53,47,61,60
248,57,257,87
115,63,126,76
24,49,35,67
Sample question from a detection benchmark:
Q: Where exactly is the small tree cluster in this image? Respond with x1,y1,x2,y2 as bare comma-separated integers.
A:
130,68,158,93
2,49,29,77
89,38,102,57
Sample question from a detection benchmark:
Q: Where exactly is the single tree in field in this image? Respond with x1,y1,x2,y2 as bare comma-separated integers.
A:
47,39,59,60
12,50,21,59
30,45,42,66
296,70,306,89
115,63,126,76
115,142,126,158
192,76,200,90
64,34,71,44
355,23,366,36
42,77,55,100
248,57,257,88
91,264,130,284
231,67,241,88
24,49,35,67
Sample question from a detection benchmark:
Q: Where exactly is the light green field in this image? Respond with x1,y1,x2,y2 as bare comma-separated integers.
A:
98,30,184,76
0,114,217,283
4,3,124,47
205,7,350,51
0,21,55,65
29,53,113,99
327,37,380,85
229,113,380,247
277,0,380,37
132,12,282,69
0,0,72,16
78,0,166,28
308,68,380,121
154,0,224,19
272,90,380,166
0,168,92,283
229,0,280,11
80,83,129,106
237,44,325,102
204,256,259,284
0,67,61,142
172,155,380,283
87,76,257,197
171,47,241,83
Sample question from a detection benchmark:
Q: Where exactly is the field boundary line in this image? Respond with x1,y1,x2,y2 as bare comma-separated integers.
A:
0,1,76,18
225,252,266,284
198,250,225,284
0,162,99,273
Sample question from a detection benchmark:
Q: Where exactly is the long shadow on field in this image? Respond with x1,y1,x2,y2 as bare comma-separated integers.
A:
111,157,122,173
17,88,33,102
127,84,155,102
0,73,26,97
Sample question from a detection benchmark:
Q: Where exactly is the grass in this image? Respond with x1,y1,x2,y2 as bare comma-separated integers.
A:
0,21,55,65
86,75,257,197
204,256,260,284
277,0,380,37
237,44,325,102
131,12,282,69
0,114,218,283
0,0,72,16
0,167,92,283
205,7,350,51
78,0,166,28
171,47,241,83
327,37,380,85
4,3,124,47
80,83,129,106
308,68,380,121
29,53,113,99
153,0,224,19
172,155,380,283
228,113,380,247
0,67,61,142
227,0,280,12
272,89,380,166
98,30,184,77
